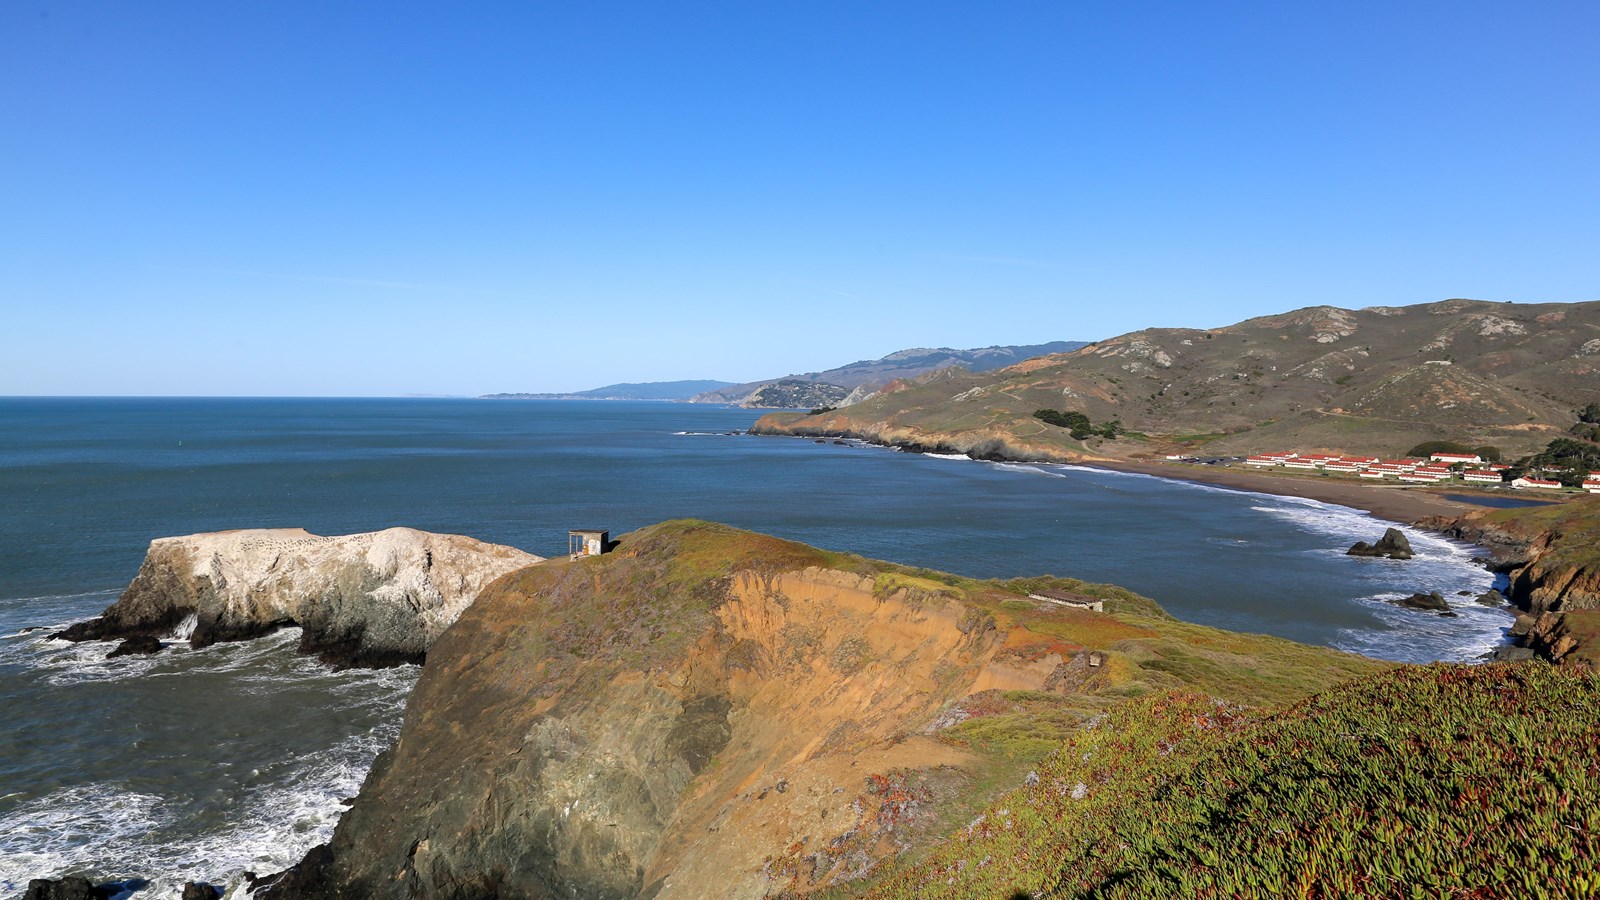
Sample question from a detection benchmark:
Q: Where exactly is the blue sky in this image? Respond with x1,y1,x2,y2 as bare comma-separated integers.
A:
3,2,1596,395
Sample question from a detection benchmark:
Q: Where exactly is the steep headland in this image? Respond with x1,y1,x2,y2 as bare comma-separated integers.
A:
52,528,541,667
263,520,1382,899
1423,496,1600,665
753,299,1600,460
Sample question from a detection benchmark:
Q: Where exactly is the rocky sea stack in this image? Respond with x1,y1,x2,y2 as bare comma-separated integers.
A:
52,527,541,667
1346,527,1414,560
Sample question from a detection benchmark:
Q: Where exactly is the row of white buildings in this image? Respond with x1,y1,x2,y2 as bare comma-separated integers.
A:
1241,451,1600,492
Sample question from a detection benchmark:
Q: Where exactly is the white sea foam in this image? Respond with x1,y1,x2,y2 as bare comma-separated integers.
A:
166,613,198,642
989,458,1510,663
920,452,972,461
0,591,122,605
0,652,416,899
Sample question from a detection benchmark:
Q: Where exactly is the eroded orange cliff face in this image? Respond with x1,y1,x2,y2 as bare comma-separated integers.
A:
265,520,1379,900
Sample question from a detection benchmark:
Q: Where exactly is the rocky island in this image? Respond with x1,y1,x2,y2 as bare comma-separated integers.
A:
53,527,541,667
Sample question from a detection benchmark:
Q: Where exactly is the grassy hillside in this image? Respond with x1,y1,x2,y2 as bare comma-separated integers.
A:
694,341,1089,405
756,299,1600,460
837,663,1600,899
272,520,1385,899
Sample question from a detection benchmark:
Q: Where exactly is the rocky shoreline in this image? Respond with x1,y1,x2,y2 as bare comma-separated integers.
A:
748,420,1484,524
51,527,542,668
1417,501,1600,664
751,422,1600,662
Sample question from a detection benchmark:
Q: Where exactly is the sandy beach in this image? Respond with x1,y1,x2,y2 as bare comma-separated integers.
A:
1090,459,1498,524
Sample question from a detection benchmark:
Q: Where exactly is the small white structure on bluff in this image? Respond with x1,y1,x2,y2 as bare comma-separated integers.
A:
1027,589,1104,613
569,529,610,560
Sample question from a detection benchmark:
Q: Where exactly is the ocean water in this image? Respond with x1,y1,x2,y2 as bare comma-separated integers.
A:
0,398,1509,896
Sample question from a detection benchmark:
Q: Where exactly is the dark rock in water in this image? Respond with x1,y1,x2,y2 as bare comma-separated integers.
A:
1475,589,1507,607
1439,611,1459,618
181,882,223,900
1347,527,1414,560
250,845,336,896
1392,591,1450,611
1457,590,1473,596
832,440,847,445
814,439,826,443
107,635,163,658
22,877,114,900
1489,645,1537,662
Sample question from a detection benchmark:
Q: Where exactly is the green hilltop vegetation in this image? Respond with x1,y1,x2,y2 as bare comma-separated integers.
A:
838,664,1600,899
754,299,1600,461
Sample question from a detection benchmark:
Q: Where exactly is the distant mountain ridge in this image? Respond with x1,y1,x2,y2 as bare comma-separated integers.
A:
754,299,1600,459
691,341,1088,408
482,380,735,401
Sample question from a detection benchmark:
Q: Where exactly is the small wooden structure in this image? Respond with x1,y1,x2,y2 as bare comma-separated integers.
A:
569,529,610,560
1027,589,1104,613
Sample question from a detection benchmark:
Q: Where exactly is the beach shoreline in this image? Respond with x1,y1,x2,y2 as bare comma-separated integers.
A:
1086,459,1496,524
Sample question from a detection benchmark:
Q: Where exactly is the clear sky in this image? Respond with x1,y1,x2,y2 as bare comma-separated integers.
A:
3,2,1596,395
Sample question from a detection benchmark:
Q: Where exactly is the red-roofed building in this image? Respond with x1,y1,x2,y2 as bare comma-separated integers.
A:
1431,452,1483,464
1512,477,1563,490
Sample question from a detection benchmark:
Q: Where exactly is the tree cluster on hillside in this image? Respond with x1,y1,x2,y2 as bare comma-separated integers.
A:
1569,402,1600,442
1515,438,1600,487
1034,409,1122,441
1404,440,1503,463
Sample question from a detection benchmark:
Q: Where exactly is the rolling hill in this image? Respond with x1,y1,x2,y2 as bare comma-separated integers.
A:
754,299,1600,459
692,341,1089,408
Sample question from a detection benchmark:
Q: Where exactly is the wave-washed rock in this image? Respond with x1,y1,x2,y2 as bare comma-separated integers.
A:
1346,527,1414,560
51,528,542,667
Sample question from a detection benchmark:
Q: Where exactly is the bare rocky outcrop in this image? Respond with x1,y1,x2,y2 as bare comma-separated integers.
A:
52,528,541,667
1347,527,1415,560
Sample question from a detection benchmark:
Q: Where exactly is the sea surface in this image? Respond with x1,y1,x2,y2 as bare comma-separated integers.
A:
0,398,1511,896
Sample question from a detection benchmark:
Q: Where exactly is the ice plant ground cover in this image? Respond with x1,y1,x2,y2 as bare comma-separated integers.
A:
841,663,1600,899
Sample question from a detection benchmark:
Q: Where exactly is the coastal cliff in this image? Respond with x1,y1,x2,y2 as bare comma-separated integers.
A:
53,528,542,667
265,520,1380,899
1423,497,1600,665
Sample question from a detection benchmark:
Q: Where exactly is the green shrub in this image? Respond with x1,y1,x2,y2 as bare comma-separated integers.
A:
1471,445,1503,463
1405,440,1472,458
1033,409,1090,431
847,664,1600,899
